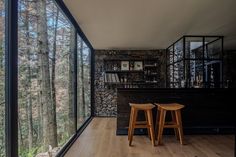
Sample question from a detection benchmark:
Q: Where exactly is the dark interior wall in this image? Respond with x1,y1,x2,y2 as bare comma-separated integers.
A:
224,50,236,88
94,50,166,116
93,49,235,117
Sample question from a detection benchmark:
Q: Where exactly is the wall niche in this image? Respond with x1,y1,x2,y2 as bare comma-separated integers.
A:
94,50,165,116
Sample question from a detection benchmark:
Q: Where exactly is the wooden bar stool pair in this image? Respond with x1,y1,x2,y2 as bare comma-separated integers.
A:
128,103,184,146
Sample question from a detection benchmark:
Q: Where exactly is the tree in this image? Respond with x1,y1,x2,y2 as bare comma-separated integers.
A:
68,27,76,135
50,5,59,147
37,0,57,150
79,39,86,119
25,0,33,149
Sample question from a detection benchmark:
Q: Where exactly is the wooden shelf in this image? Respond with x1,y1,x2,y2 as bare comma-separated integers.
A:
105,82,157,85
104,58,159,88
144,65,157,68
105,70,144,73
145,73,158,76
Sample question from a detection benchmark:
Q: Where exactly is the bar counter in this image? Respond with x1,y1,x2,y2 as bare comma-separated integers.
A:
116,88,235,135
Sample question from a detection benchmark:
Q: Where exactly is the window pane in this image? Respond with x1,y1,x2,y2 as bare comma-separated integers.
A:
205,37,222,59
77,36,91,129
18,0,76,156
185,37,203,59
174,39,183,62
0,0,5,156
173,61,184,88
167,46,173,65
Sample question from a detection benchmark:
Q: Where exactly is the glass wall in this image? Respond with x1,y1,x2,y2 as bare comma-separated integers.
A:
77,35,91,129
0,0,5,156
166,36,223,88
17,0,90,156
0,0,92,156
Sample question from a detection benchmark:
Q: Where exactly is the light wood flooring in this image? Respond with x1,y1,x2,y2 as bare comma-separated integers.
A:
65,118,235,157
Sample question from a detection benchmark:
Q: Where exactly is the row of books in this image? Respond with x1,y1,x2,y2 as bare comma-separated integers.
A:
104,73,120,83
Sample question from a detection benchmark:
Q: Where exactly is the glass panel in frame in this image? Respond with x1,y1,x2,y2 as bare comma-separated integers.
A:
205,37,222,59
174,39,183,62
185,37,203,59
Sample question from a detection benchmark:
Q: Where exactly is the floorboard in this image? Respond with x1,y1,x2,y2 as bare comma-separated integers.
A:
65,118,234,157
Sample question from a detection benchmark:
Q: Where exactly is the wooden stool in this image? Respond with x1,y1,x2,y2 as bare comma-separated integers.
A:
128,103,155,146
155,103,184,145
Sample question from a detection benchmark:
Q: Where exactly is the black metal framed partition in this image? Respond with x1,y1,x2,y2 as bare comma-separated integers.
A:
166,35,224,88
4,0,94,156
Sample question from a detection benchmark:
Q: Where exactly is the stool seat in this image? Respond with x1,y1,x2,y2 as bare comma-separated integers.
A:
128,103,155,146
155,103,185,145
130,103,154,110
157,103,184,111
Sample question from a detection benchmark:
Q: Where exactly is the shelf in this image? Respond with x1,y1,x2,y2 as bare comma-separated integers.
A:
104,59,143,61
104,58,160,88
144,65,157,68
145,81,158,84
145,74,158,76
105,82,157,85
105,70,144,73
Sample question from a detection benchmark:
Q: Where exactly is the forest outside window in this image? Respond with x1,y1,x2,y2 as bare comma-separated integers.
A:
0,0,5,156
17,0,92,156
77,35,91,129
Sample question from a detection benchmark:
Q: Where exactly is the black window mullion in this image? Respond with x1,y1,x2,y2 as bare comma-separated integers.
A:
5,0,18,157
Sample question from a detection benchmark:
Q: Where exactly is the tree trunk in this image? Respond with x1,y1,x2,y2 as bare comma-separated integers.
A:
37,0,57,150
37,90,42,143
25,0,33,149
18,117,23,151
0,42,3,69
68,27,76,135
50,6,59,145
36,5,43,144
80,40,86,119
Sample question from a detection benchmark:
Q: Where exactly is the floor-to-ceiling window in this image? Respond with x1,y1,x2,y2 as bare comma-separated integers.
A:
0,0,5,156
77,35,91,129
17,0,91,156
1,0,92,156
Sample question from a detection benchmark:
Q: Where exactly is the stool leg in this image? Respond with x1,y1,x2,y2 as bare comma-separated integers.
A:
157,109,166,145
175,110,184,145
155,109,160,140
171,111,179,140
145,111,151,140
147,110,155,146
129,109,138,146
128,107,134,141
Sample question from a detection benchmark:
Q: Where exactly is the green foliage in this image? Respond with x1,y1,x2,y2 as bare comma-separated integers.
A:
19,146,42,157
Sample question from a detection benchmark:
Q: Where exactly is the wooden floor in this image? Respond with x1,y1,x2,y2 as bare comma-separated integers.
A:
65,118,234,157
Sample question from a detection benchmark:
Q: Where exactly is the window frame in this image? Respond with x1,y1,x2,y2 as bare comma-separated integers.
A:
5,0,94,156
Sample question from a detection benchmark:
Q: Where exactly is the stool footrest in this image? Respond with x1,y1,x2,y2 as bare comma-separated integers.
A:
134,125,151,128
135,121,147,125
165,121,176,125
163,125,179,128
